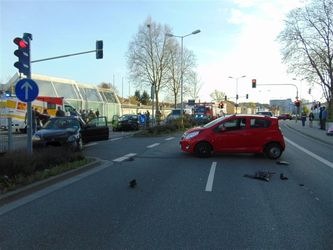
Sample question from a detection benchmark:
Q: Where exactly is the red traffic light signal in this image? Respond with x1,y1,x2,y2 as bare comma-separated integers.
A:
14,37,28,49
13,37,30,76
252,79,256,88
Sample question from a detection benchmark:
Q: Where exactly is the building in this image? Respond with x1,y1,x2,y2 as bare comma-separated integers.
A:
5,73,121,121
269,99,294,114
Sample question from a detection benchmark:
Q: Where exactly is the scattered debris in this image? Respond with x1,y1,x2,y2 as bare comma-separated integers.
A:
299,184,304,187
129,179,137,188
244,170,276,182
280,173,288,180
276,160,289,165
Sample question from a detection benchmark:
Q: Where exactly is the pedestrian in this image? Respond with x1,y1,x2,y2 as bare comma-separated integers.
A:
40,108,50,125
88,109,96,121
34,108,42,130
95,109,100,117
321,107,327,130
308,111,314,128
301,111,306,127
55,106,65,117
146,110,150,127
319,106,323,129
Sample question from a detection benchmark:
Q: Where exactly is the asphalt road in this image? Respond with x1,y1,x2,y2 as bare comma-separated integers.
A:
0,126,332,249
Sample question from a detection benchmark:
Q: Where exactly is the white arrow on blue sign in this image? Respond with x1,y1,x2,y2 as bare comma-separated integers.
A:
15,78,39,102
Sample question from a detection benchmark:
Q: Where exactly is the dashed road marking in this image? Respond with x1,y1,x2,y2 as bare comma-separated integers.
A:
205,162,217,192
113,153,137,162
147,143,160,148
165,137,174,141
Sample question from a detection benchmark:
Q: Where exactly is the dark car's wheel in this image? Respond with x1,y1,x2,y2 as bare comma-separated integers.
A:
264,143,282,159
194,142,212,157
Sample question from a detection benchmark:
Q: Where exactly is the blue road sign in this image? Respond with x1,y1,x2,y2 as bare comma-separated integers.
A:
15,78,39,102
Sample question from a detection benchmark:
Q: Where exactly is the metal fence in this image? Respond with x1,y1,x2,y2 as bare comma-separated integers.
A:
0,118,13,154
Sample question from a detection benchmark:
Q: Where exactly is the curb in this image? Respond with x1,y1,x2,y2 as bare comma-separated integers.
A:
285,124,333,146
0,157,101,206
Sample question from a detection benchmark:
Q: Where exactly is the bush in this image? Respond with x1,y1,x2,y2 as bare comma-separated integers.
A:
135,116,196,136
0,147,85,193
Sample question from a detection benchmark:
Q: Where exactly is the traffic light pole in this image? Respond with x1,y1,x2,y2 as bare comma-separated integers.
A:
256,83,300,121
256,84,299,100
31,40,103,63
23,33,33,155
31,50,95,63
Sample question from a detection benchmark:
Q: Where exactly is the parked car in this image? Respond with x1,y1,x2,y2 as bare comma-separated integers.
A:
165,109,182,124
112,114,140,131
179,114,285,159
256,111,273,116
278,113,292,120
32,116,109,151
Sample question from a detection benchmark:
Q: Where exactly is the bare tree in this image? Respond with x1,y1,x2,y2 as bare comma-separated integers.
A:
127,17,171,115
165,36,197,107
278,0,333,120
97,82,119,95
185,71,202,101
210,90,227,103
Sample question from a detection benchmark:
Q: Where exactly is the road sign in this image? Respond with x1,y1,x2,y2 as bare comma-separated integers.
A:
15,79,39,102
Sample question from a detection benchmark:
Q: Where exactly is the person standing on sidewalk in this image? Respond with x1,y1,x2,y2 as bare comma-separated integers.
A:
308,111,314,128
321,107,327,130
301,111,307,127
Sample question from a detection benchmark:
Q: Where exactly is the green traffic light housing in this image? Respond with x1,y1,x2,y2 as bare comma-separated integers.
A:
96,40,103,59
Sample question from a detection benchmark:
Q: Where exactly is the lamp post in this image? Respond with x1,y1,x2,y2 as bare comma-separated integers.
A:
166,29,201,121
228,75,246,114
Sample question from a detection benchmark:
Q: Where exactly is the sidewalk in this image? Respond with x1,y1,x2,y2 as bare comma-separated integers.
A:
282,119,333,145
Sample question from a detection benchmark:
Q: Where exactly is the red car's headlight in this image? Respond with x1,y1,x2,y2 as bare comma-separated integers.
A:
184,131,200,139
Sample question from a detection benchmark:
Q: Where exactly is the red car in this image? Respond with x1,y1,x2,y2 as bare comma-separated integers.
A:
180,114,285,159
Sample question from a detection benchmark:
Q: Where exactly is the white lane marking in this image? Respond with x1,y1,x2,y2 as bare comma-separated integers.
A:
113,153,137,162
285,137,333,170
0,159,112,216
147,143,160,148
205,162,217,192
84,142,97,147
165,137,174,141
109,137,122,141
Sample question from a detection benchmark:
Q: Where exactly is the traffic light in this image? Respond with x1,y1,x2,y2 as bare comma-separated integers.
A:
252,79,256,88
218,102,224,108
246,94,249,99
96,40,103,59
236,94,239,100
13,37,30,76
224,95,227,101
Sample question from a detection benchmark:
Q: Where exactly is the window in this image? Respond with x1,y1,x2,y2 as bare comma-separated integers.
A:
220,118,246,131
250,118,271,128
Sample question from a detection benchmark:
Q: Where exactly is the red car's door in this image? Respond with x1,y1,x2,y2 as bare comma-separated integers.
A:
212,117,250,152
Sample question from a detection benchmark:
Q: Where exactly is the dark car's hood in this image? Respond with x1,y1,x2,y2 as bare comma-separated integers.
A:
35,128,78,139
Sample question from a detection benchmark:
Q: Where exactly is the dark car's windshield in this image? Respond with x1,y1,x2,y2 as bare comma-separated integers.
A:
43,118,81,130
119,115,137,121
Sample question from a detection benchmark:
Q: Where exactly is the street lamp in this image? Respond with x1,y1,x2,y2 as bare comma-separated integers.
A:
228,75,246,113
166,29,201,120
